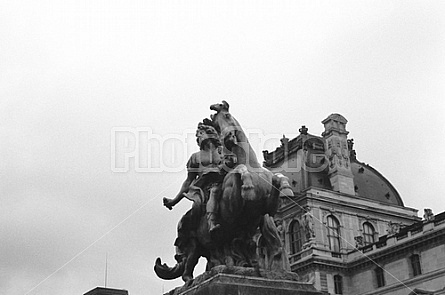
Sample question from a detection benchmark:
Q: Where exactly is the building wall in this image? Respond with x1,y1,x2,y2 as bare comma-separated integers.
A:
358,268,445,295
281,188,445,295
385,258,410,284
348,238,445,295
422,244,445,273
350,269,375,294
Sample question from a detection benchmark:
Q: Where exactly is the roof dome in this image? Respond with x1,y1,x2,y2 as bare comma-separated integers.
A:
350,158,404,206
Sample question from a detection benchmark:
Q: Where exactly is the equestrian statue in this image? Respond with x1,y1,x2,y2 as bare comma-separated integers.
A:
154,101,293,284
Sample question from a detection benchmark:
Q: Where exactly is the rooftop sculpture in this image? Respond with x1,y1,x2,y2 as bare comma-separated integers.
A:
154,101,294,284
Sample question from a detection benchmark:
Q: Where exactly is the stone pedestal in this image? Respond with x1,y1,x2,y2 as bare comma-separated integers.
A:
164,266,325,295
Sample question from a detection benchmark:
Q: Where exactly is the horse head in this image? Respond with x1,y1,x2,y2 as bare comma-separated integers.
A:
210,100,229,113
210,101,260,169
210,101,241,144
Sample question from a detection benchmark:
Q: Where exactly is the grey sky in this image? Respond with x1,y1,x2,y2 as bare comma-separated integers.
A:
1,1,444,295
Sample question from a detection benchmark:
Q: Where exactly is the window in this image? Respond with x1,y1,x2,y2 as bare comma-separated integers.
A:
363,222,375,245
289,220,302,254
327,216,341,252
411,254,422,276
375,267,385,287
334,275,343,294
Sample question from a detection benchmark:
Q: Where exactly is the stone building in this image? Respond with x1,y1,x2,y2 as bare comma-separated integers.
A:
263,114,445,295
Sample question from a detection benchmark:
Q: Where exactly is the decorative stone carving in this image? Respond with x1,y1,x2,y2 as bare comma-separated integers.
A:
299,125,308,135
302,206,315,240
354,236,364,248
387,221,401,235
322,114,355,195
321,209,329,219
280,135,289,146
347,138,356,159
275,218,286,246
326,137,350,168
423,208,435,222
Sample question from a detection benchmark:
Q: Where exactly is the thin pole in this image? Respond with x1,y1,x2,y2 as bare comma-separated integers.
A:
105,253,108,288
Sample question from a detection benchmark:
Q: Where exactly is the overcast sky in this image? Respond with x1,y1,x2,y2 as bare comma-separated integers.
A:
1,1,445,295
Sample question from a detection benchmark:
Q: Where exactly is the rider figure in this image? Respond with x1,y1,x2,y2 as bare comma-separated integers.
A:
163,119,231,233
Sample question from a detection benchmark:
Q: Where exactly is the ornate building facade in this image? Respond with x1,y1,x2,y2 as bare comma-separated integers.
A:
263,114,445,295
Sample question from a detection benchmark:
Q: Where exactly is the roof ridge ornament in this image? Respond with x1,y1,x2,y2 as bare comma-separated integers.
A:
347,138,357,160
299,125,308,135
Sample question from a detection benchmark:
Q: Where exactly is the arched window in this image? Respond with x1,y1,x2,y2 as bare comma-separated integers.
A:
289,220,302,254
363,222,375,245
327,216,341,252
333,274,343,294
411,254,421,276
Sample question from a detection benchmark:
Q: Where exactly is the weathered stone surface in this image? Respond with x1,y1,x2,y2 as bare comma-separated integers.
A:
165,266,325,295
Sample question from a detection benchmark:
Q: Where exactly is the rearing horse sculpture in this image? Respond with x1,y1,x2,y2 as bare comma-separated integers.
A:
210,100,292,270
154,101,292,283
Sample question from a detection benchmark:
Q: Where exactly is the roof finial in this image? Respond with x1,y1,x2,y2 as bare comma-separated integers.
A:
280,134,289,146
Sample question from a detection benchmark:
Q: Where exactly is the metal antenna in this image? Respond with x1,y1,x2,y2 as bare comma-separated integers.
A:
104,253,108,288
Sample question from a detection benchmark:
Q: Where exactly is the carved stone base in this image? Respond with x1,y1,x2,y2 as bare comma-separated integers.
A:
164,266,325,295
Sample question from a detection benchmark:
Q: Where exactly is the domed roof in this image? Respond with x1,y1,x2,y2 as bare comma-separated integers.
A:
350,157,404,206
263,117,405,207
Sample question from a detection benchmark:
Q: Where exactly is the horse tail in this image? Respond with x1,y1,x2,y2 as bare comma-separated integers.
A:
154,257,185,280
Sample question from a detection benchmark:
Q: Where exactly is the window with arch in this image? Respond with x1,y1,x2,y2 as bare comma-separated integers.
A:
333,274,343,294
410,254,422,277
327,216,341,252
289,220,303,254
363,222,375,245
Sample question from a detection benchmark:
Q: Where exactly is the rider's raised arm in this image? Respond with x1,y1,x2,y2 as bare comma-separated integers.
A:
163,153,199,210
178,171,197,197
163,170,198,210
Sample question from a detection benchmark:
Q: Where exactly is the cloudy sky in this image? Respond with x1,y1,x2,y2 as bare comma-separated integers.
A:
1,1,444,294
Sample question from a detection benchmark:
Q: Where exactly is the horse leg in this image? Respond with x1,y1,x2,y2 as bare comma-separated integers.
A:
219,172,243,224
206,184,222,233
182,238,199,284
233,164,255,200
